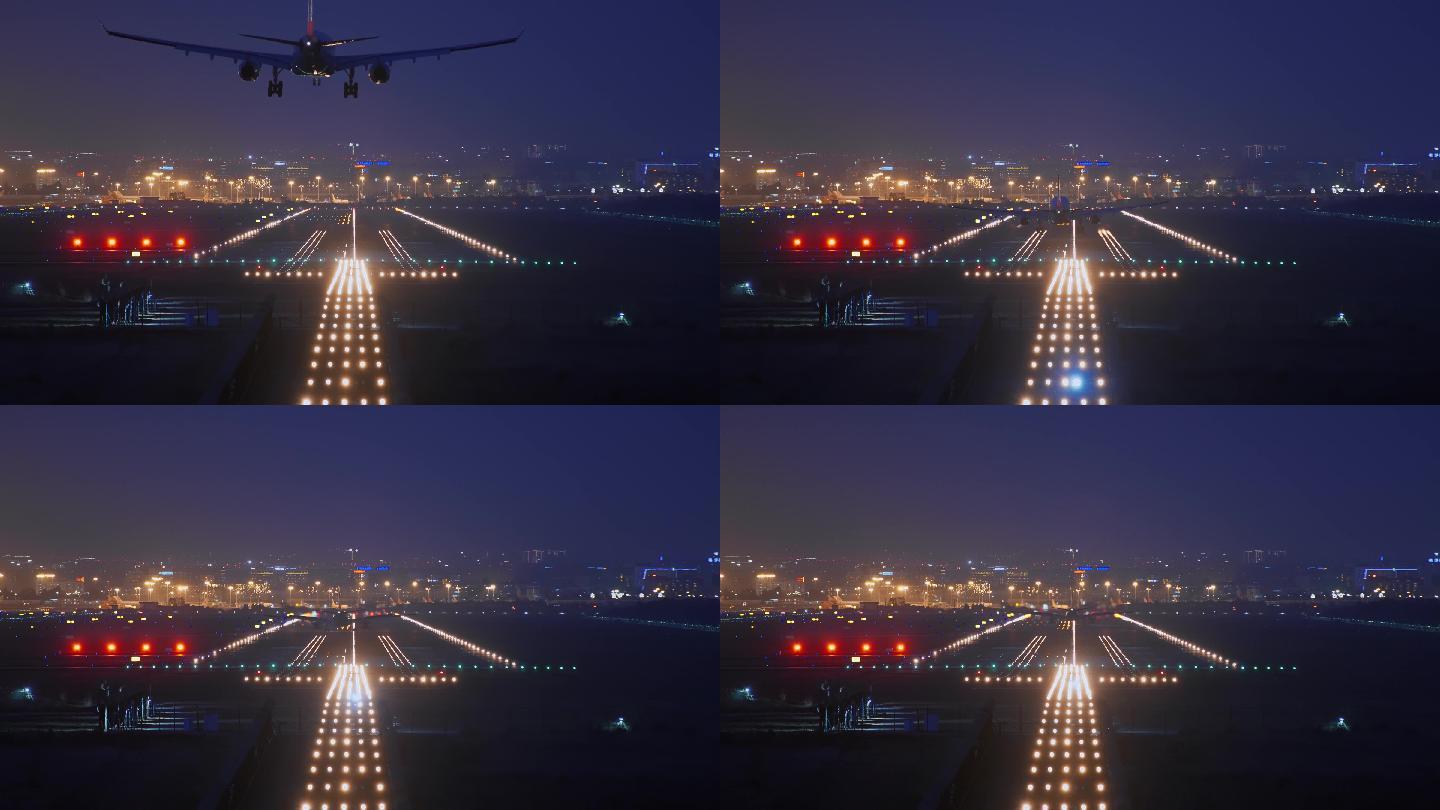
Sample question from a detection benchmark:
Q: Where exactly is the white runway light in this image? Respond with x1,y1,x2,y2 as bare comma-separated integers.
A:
1122,210,1236,263
1019,252,1106,406
298,218,388,407
1016,663,1107,810
1116,614,1237,667
295,632,384,810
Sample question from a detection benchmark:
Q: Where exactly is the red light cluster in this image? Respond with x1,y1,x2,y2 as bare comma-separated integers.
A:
68,641,186,655
68,236,188,251
789,641,908,655
788,236,909,251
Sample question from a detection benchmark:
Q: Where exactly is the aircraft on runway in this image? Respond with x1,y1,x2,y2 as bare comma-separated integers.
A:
104,0,519,98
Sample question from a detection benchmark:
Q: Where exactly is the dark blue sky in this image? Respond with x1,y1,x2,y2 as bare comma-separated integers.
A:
723,0,1438,157
722,408,1440,562
1,0,714,157
0,408,715,562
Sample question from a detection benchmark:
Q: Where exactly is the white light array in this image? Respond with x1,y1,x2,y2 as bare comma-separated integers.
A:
300,258,387,406
1096,229,1134,264
1020,258,1107,405
1010,635,1048,668
914,214,1012,259
245,674,324,683
1121,210,1235,263
963,269,1044,279
377,270,458,279
398,615,517,668
918,613,1031,663
1011,229,1048,262
376,635,414,669
377,229,420,271
1097,674,1177,684
1097,635,1133,668
245,270,324,279
200,207,312,257
394,208,517,262
297,663,385,810
193,617,300,664
377,674,458,684
964,674,1045,684
1018,664,1106,810
1115,614,1236,667
282,229,328,270
1097,270,1177,279
291,635,327,668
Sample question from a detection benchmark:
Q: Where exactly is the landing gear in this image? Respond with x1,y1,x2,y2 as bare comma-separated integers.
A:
267,80,284,97
344,68,358,99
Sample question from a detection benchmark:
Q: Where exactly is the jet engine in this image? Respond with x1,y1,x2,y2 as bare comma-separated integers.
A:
368,63,391,84
239,61,261,81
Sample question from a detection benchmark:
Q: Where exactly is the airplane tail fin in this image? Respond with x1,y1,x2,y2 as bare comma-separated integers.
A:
307,0,315,37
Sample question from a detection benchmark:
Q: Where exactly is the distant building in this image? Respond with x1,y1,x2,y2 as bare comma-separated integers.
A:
1356,567,1425,596
1356,162,1421,192
1243,549,1286,565
634,161,705,192
524,549,566,564
1243,144,1287,159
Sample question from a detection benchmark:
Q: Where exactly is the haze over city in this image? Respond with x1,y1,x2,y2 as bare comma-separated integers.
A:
722,0,1438,156
1,408,715,560
722,408,1440,560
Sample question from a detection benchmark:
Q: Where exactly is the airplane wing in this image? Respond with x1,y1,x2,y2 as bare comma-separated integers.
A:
329,34,520,69
104,26,293,68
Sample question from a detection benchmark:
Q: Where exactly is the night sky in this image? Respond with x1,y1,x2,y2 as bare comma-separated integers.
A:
0,0,714,157
722,408,1440,562
0,408,715,562
723,0,1439,157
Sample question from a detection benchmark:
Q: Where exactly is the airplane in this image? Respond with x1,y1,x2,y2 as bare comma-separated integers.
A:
103,0,519,98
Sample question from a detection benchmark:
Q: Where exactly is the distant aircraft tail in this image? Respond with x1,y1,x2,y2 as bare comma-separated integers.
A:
307,0,315,37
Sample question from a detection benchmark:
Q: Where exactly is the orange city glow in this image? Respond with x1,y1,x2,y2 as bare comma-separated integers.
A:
825,236,838,248
792,237,802,248
140,642,152,653
896,237,907,247
895,642,907,653
105,237,118,248
825,642,838,653
861,237,872,248
175,642,186,653
861,642,872,653
791,643,803,653
175,237,187,248
71,237,83,248
105,642,118,653
71,643,82,653
141,237,152,248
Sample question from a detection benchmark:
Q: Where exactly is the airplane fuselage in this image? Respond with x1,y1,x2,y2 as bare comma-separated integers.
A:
292,33,334,76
